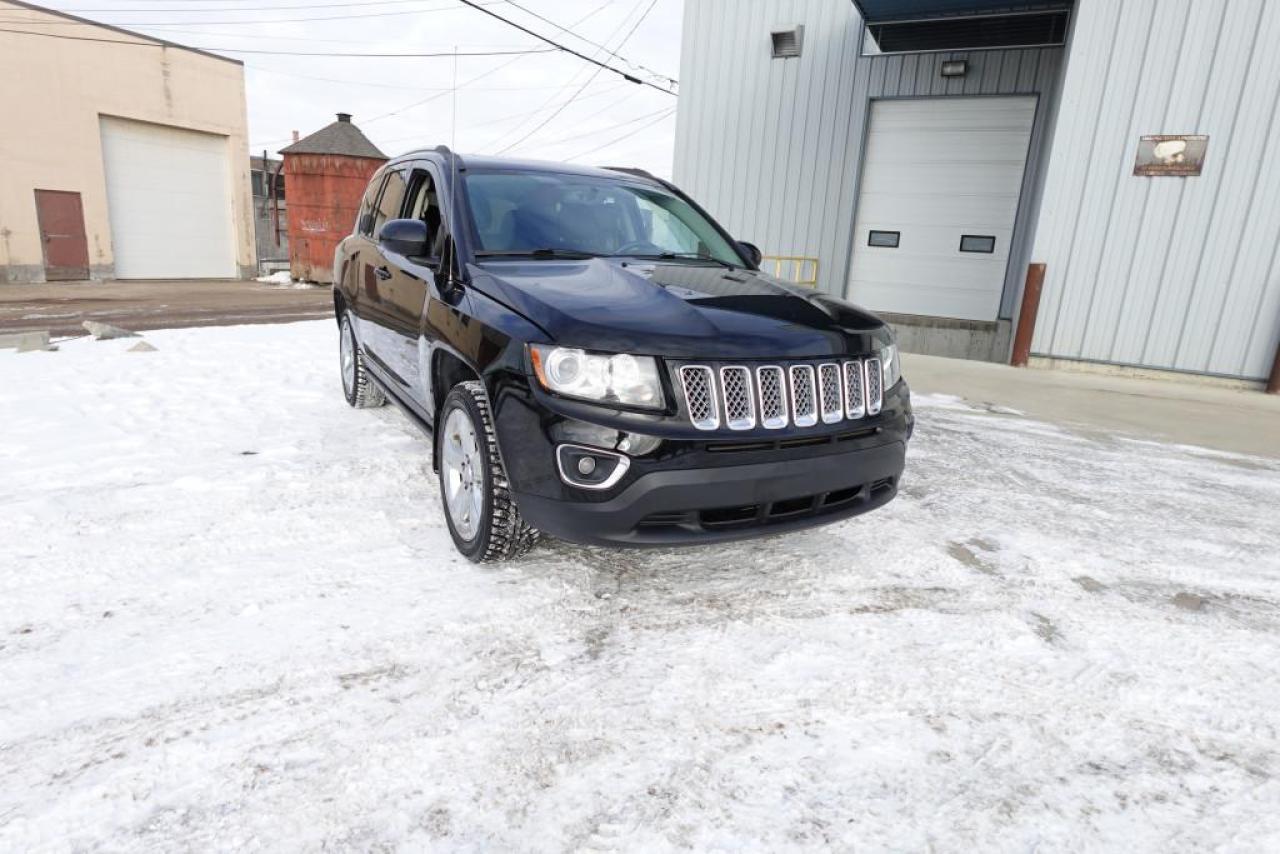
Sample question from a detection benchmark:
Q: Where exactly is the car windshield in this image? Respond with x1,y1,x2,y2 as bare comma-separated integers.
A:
462,169,744,267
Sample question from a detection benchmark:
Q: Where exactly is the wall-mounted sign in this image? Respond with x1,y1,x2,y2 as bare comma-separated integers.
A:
1134,135,1209,176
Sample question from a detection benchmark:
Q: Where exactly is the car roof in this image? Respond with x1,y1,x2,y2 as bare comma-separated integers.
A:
389,149,658,183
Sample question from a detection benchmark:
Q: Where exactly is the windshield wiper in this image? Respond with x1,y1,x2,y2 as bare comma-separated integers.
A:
474,248,603,260
619,252,737,269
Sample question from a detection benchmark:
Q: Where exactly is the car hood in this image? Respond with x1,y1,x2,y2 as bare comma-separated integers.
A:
466,258,889,359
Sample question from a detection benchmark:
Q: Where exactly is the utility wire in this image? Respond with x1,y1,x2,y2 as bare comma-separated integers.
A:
483,0,641,152
52,0,485,11
247,63,629,92
500,0,675,86
0,27,553,56
565,106,675,162
350,0,612,129
0,2,497,26
454,0,675,95
495,0,659,155
533,103,671,149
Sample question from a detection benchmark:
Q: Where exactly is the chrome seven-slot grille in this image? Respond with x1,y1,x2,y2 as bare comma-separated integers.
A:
679,358,883,431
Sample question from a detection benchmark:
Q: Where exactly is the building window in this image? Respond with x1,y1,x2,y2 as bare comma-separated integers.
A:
959,235,996,254
868,230,900,248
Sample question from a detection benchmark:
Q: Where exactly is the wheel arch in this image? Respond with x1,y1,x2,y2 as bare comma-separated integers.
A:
430,348,483,472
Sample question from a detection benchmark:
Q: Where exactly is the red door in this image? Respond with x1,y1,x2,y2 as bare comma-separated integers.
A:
34,189,90,281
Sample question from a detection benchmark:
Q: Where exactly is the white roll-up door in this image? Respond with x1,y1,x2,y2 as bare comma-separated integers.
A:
846,96,1037,321
100,117,236,279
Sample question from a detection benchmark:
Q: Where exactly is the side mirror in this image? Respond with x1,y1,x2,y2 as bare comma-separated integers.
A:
379,218,430,257
737,240,763,268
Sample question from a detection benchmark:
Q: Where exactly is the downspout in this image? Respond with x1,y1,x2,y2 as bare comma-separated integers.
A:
1268,330,1280,394
273,157,285,247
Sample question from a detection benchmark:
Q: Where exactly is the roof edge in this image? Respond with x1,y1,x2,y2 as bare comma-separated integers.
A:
1,0,243,66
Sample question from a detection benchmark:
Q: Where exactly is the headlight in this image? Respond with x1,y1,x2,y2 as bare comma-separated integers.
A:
880,342,902,389
529,345,665,409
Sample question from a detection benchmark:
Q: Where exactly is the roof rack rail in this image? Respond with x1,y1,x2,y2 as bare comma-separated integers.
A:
604,166,658,181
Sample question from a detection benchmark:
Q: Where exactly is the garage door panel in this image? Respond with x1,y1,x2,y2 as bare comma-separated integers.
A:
851,280,1003,322
852,254,1010,285
859,164,1028,197
855,193,1020,227
100,117,236,279
847,96,1036,321
864,133,1034,163
857,225,1013,258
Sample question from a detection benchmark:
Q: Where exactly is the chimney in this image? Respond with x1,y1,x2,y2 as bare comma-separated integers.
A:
336,112,352,123
292,130,299,142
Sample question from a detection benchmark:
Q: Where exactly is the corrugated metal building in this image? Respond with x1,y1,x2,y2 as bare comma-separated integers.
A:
673,0,1280,388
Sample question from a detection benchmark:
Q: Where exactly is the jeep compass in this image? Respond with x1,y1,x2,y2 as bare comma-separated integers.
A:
334,148,912,561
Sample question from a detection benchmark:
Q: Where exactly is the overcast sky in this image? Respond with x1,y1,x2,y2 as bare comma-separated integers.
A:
37,0,685,176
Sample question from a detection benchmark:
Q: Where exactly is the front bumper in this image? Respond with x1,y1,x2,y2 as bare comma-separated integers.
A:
514,439,904,546
491,373,912,547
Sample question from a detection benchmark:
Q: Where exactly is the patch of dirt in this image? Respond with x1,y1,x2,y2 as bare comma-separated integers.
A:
948,538,1000,576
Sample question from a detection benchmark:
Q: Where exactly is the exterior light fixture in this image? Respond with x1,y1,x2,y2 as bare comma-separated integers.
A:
941,60,968,77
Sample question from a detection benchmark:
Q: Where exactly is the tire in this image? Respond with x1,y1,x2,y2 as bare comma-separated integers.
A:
339,314,386,409
437,381,539,562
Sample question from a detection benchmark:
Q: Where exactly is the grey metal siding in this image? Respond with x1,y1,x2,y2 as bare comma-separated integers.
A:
1030,0,1280,380
672,0,1063,317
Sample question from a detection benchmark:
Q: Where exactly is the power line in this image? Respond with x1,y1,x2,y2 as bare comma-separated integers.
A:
246,63,629,92
0,27,553,56
0,2,497,26
349,0,612,128
499,0,675,87
51,0,481,11
495,0,659,155
565,107,675,162
454,0,675,96
482,0,642,152
535,104,672,149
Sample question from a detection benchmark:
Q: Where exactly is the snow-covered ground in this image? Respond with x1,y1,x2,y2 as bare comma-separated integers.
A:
2,321,1278,852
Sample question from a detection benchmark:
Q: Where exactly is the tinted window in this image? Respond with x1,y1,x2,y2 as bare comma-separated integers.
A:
356,173,385,237
373,169,408,237
405,168,444,255
462,170,742,265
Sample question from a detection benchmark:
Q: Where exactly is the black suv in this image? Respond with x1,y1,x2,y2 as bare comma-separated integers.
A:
334,148,912,561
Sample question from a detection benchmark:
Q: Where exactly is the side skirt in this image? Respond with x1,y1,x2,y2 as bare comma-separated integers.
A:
365,363,434,439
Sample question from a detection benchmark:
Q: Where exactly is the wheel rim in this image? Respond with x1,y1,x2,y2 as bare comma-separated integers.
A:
441,406,484,541
340,319,356,397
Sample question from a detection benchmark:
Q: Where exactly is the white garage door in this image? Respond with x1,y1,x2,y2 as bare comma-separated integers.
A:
100,117,236,279
846,96,1037,321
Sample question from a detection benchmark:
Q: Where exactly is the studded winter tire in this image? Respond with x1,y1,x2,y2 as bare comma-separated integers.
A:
437,381,539,562
339,314,386,409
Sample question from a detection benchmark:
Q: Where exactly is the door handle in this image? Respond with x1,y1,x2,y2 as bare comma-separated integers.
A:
374,266,392,281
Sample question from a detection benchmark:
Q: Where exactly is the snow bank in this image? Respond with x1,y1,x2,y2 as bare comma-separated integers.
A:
2,322,1278,851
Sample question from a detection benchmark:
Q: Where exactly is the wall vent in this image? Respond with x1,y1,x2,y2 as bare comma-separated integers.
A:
770,26,804,58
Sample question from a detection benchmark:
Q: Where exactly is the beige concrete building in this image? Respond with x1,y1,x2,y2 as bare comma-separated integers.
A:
0,0,255,283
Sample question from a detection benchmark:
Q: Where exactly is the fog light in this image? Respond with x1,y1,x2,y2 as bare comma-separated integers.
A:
556,444,630,490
